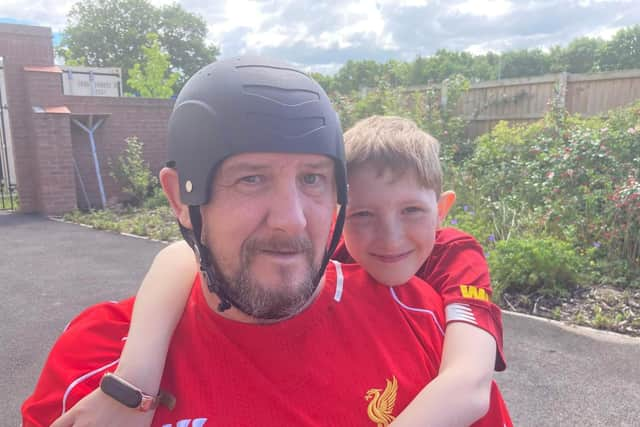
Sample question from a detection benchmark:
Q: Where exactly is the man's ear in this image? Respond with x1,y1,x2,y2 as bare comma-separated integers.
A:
437,190,456,224
159,167,193,230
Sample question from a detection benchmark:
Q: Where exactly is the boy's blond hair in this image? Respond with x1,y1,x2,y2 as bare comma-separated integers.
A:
344,115,442,196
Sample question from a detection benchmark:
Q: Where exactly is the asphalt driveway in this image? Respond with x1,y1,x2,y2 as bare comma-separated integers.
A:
2,213,639,426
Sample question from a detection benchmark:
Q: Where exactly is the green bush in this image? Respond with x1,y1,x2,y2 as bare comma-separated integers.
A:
109,136,158,207
142,186,168,210
487,237,583,298
457,101,639,288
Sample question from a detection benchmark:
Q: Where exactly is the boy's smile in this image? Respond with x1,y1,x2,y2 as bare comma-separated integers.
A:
369,249,415,263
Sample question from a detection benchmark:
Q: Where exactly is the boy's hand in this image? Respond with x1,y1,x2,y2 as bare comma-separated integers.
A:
50,388,154,427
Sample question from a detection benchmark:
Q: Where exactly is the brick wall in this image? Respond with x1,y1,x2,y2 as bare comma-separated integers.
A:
0,23,175,214
65,97,173,209
30,113,77,213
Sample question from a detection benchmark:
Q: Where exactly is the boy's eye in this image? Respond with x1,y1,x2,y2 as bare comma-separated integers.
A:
403,206,424,214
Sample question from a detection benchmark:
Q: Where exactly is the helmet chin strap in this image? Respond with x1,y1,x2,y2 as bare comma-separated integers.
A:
181,203,347,315
185,205,233,312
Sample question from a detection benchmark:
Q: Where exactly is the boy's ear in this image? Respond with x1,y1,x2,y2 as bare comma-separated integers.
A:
159,167,193,230
437,190,456,223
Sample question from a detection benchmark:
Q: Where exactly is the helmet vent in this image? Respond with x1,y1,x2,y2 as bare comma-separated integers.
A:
245,113,326,138
243,85,319,107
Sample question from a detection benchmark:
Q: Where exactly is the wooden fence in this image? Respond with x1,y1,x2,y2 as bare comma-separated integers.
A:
405,69,640,139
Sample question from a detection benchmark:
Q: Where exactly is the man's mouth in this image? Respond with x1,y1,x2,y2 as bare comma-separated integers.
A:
260,249,304,259
369,249,414,263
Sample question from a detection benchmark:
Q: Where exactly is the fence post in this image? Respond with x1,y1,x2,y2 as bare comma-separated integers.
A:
557,71,569,110
440,79,448,110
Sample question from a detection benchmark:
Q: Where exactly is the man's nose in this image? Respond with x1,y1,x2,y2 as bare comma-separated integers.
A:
266,181,307,234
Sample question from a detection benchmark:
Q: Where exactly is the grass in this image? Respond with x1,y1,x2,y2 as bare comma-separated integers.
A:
0,191,19,210
63,206,180,242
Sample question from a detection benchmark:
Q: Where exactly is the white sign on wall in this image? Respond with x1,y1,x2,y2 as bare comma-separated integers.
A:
61,66,122,97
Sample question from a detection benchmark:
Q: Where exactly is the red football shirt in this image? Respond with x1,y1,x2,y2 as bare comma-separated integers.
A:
23,261,511,426
333,227,506,371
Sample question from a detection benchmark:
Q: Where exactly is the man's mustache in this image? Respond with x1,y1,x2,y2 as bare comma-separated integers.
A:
243,235,313,254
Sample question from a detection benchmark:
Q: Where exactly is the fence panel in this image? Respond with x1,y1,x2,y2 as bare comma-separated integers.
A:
403,70,640,139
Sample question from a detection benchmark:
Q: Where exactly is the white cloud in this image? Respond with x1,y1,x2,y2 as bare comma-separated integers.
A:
450,0,513,17
0,0,75,30
1,0,636,69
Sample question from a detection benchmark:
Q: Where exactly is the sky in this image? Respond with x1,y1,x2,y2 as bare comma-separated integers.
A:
1,0,638,74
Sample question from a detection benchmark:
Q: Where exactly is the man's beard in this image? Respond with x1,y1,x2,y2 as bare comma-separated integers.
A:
209,234,320,320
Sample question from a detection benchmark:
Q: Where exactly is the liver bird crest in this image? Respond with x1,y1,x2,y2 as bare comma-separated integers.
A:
365,376,398,426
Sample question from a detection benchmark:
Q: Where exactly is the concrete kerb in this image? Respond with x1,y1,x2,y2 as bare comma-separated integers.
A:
47,215,172,246
503,310,640,344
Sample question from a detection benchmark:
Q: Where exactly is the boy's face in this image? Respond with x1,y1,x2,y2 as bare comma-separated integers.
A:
344,166,439,286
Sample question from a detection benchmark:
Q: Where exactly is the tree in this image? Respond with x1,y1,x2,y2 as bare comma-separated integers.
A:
598,25,640,71
549,37,604,73
157,3,219,90
309,72,335,93
127,33,179,98
499,49,551,79
58,0,218,93
470,52,501,81
309,25,640,95
332,60,384,93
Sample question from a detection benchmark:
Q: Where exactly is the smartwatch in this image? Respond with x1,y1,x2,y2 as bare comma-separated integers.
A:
100,372,175,411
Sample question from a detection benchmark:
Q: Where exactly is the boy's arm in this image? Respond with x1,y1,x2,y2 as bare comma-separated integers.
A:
390,229,506,426
421,228,506,370
391,322,496,427
48,241,198,427
115,240,197,391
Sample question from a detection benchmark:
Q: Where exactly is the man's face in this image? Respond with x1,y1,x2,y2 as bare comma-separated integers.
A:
343,166,439,286
201,152,337,319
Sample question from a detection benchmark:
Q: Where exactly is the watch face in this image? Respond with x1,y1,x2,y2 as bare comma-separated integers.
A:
101,374,142,409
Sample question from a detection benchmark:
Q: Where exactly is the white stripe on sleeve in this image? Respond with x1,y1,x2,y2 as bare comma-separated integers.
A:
445,303,478,325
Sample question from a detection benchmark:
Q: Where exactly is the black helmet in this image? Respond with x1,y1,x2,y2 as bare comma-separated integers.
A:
168,55,346,206
167,56,347,314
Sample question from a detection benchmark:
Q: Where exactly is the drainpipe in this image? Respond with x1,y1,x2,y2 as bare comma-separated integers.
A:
72,116,106,208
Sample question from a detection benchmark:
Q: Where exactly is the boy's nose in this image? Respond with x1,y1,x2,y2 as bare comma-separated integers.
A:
377,216,404,247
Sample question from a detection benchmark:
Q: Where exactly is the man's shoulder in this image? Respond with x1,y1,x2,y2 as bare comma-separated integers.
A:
47,297,135,369
62,297,135,337
22,298,136,426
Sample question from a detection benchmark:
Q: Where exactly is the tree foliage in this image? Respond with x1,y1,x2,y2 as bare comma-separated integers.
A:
549,37,605,73
315,25,640,95
597,25,640,71
58,0,218,94
127,34,179,98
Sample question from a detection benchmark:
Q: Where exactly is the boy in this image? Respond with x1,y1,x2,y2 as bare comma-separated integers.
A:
30,116,510,426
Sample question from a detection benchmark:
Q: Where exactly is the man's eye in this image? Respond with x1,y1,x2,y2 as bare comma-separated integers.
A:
239,175,263,184
350,211,372,218
302,174,322,185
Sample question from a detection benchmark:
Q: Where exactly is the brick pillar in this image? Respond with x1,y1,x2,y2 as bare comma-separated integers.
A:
30,112,77,214
0,24,55,212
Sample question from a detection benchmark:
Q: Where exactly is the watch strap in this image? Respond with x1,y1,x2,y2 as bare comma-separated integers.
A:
100,372,175,411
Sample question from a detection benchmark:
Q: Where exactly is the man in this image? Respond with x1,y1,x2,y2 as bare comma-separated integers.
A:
23,56,494,426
